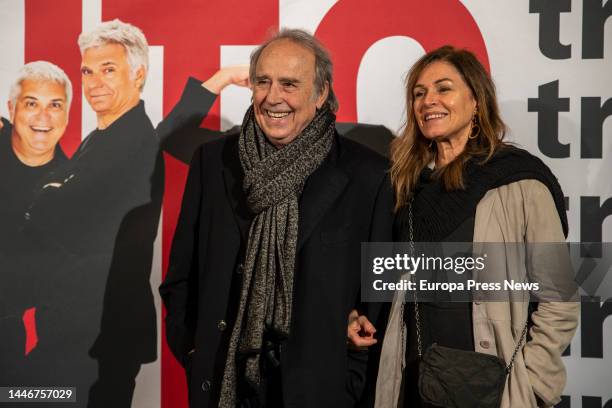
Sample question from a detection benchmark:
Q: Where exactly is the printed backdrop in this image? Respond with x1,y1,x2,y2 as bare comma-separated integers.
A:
0,0,610,407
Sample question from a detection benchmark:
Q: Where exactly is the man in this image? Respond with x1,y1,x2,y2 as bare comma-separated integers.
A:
0,61,71,386
160,29,394,408
0,61,70,251
19,20,162,407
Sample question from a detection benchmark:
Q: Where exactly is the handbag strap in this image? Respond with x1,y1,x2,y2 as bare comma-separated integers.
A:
406,200,529,373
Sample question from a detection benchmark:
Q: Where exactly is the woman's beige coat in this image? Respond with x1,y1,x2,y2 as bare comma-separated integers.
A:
375,179,579,408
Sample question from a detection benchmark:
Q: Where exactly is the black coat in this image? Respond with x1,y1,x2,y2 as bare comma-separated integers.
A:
160,127,394,407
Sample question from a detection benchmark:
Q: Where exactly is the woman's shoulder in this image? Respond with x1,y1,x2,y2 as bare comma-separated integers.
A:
485,178,553,202
479,178,568,241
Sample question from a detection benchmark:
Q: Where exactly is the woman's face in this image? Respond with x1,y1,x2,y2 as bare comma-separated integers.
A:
412,61,477,144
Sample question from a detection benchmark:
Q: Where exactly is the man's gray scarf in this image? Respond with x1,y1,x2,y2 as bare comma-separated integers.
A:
218,105,335,406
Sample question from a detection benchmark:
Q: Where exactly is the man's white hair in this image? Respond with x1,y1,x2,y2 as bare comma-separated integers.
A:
78,19,149,90
9,61,73,111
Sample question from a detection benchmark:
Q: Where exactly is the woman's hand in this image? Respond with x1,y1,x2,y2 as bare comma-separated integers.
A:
202,65,250,94
347,309,378,348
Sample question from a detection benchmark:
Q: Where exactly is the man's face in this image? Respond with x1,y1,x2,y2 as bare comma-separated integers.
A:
9,79,68,160
252,39,329,147
81,43,143,122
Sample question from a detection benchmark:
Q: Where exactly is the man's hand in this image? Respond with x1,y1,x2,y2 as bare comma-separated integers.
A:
347,309,377,348
202,65,250,95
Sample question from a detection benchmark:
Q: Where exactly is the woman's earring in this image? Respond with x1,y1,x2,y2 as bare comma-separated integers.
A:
469,110,480,140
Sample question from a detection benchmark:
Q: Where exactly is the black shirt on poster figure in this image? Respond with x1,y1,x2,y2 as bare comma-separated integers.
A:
0,117,67,251
0,117,67,385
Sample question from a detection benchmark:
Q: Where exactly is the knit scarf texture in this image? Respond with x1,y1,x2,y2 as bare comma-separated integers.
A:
218,105,336,407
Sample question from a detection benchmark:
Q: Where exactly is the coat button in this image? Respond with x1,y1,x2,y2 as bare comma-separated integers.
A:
236,264,244,275
479,340,490,349
217,320,227,331
24,212,31,221
201,380,211,392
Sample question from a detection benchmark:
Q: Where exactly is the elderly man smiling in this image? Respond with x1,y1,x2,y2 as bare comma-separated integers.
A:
160,29,393,408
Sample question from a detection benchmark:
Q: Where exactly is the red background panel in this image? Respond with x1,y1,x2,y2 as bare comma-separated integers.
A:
25,0,83,157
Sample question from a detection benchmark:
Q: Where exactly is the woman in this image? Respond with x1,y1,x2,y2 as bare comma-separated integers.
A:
349,46,578,407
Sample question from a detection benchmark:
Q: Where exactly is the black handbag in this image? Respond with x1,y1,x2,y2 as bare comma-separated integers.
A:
414,305,527,408
418,343,507,408
404,200,528,408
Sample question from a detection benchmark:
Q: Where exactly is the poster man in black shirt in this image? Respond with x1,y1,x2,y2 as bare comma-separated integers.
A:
0,61,71,251
0,61,71,383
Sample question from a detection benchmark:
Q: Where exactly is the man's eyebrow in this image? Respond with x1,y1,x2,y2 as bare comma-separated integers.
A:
254,75,270,81
81,61,117,72
21,95,65,104
278,77,300,84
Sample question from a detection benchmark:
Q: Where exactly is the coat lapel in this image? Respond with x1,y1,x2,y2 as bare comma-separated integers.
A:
222,153,252,243
297,143,349,251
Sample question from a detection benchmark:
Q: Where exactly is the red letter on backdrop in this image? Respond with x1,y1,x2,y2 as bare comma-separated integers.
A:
315,0,489,122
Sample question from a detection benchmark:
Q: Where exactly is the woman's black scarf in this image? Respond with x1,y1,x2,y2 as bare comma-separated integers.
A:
395,146,568,243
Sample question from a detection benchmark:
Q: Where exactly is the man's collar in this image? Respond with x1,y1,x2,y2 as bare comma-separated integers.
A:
76,100,148,157
96,100,146,133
